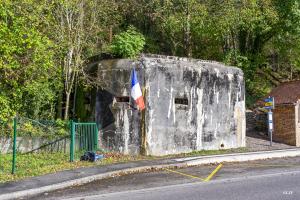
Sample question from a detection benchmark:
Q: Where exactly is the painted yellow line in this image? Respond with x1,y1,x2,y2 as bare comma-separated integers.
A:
165,168,205,181
204,163,223,182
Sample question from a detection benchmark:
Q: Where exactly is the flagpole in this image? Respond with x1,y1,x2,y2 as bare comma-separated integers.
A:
141,86,146,155
140,62,147,156
131,63,146,155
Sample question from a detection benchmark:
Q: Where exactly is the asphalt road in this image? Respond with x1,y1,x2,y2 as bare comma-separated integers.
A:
30,157,300,200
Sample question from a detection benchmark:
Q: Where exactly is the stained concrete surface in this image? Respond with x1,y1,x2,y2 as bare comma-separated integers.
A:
30,156,300,200
91,55,246,156
0,137,68,153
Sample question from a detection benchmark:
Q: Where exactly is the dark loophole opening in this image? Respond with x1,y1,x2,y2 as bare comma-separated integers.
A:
84,97,91,104
115,96,130,103
220,143,224,148
175,98,188,105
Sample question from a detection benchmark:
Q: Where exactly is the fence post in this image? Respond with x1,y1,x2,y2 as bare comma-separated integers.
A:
70,120,75,162
94,124,99,151
12,117,17,174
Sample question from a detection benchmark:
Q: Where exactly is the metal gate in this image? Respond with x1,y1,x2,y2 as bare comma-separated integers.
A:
70,121,99,162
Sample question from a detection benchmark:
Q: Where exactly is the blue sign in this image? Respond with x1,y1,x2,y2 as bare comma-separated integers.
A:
264,97,275,110
265,97,274,146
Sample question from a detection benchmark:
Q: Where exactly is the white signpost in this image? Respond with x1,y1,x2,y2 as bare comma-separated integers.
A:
264,97,275,146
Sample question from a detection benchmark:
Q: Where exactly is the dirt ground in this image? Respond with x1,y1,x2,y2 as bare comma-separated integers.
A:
246,131,294,151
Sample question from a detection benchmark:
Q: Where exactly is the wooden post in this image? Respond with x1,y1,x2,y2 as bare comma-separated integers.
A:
140,87,147,155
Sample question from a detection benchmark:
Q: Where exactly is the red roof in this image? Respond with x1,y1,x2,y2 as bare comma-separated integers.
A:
266,80,300,105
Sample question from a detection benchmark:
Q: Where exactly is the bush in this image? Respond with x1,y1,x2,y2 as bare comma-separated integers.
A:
110,26,145,58
17,118,69,138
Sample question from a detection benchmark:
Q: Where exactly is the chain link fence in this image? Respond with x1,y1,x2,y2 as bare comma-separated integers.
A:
0,117,70,178
0,117,100,182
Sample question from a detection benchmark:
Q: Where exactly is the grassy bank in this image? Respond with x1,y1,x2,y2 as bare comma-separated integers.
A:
0,152,141,183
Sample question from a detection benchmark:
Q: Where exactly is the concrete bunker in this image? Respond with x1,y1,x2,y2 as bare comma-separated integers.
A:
88,55,246,156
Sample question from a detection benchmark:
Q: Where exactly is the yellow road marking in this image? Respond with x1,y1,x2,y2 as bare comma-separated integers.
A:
165,163,223,182
204,163,223,182
165,162,296,183
165,168,205,181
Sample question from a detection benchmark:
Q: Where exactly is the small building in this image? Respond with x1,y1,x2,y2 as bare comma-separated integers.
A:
265,81,300,146
87,54,246,156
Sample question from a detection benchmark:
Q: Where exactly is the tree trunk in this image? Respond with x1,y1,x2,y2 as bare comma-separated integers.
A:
56,61,65,119
64,92,71,120
109,26,113,43
184,1,192,57
72,74,78,119
56,91,63,119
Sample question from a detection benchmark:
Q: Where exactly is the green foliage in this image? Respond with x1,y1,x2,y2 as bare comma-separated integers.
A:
0,117,69,138
17,118,69,138
75,85,87,121
110,26,145,58
0,0,300,118
0,0,60,121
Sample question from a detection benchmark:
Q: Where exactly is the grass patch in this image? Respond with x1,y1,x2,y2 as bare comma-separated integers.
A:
0,147,248,183
0,152,142,183
176,147,248,157
145,147,249,160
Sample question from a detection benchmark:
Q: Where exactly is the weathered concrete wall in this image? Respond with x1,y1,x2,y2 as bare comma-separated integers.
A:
0,137,69,153
91,55,245,156
94,60,142,154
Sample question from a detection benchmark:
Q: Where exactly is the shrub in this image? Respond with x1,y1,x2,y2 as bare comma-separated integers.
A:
110,26,145,58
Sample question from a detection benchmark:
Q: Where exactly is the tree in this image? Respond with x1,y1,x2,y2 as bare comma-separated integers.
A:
0,0,59,121
110,26,145,58
51,0,123,120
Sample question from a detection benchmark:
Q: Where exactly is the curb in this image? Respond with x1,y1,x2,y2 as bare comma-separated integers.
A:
180,148,300,166
0,163,187,200
1,148,300,200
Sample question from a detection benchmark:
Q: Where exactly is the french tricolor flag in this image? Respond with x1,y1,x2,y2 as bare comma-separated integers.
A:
131,68,145,111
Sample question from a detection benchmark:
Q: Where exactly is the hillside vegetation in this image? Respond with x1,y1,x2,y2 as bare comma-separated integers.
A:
1,0,300,121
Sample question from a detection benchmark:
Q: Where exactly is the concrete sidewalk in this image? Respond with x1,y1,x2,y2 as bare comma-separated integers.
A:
1,148,300,200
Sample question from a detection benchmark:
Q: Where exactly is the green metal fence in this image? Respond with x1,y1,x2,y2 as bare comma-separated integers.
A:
0,118,99,179
0,117,70,177
12,117,17,174
70,121,99,162
0,119,12,175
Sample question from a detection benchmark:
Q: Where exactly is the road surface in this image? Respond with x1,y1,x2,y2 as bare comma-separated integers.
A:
30,156,300,200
